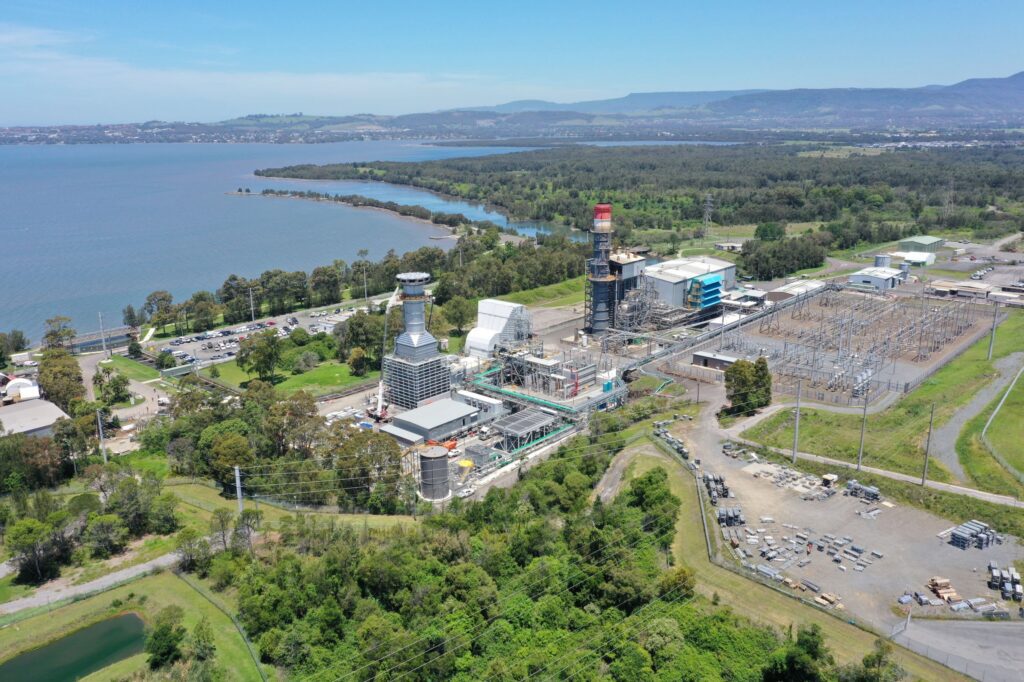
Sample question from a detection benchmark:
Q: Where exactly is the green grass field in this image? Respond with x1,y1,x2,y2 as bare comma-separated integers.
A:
744,311,1024,482
203,359,377,396
0,572,264,681
618,445,964,680
955,398,1024,498
985,374,1024,477
102,355,160,382
498,276,586,307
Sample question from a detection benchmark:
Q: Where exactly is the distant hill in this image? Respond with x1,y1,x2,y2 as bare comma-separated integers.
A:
472,90,768,114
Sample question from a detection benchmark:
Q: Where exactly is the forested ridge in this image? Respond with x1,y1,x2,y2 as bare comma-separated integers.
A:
258,144,1024,239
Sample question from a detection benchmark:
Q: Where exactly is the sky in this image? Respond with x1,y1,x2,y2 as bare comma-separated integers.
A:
2,0,1024,125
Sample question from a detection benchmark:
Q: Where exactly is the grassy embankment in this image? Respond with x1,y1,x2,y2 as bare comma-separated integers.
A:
498,275,586,307
103,354,161,382
743,311,1024,484
0,572,264,681
35,465,413,588
202,359,378,397
984,374,1024,476
617,446,965,681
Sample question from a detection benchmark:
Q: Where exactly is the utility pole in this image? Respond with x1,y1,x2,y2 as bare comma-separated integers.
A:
363,265,369,310
856,385,870,471
96,410,108,464
98,312,108,358
234,465,244,514
792,380,802,465
248,288,256,323
922,402,935,485
987,301,999,361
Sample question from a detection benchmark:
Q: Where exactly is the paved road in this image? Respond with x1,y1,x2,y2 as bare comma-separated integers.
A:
930,352,1024,481
0,551,178,615
78,351,171,425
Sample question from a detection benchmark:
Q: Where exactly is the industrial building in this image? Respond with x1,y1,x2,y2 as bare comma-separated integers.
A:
692,351,738,372
764,279,826,303
0,399,69,437
489,409,562,452
382,272,451,409
847,266,906,292
465,299,532,358
643,257,736,309
899,235,945,253
381,398,482,446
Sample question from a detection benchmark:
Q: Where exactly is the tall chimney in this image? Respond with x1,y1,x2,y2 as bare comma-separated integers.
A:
587,204,615,333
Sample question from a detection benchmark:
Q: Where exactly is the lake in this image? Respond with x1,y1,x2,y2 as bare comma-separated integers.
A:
0,613,145,681
0,141,546,340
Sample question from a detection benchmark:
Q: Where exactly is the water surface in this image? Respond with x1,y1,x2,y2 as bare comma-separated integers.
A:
0,613,145,681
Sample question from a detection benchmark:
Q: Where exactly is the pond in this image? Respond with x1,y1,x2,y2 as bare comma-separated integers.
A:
0,613,146,681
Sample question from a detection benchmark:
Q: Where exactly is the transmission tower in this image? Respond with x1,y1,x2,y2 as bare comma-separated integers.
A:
702,193,714,241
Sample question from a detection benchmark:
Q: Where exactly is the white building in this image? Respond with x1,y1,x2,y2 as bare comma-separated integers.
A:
0,400,69,437
643,257,736,309
847,266,905,292
465,299,532,358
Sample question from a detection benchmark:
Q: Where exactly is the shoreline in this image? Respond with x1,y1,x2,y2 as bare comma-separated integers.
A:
228,191,461,238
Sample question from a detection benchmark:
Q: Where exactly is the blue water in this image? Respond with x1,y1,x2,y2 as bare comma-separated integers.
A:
0,141,549,340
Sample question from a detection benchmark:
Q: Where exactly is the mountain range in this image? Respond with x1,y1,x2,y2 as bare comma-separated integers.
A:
5,71,1024,144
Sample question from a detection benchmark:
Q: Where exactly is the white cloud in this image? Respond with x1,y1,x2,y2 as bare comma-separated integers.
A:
0,23,600,125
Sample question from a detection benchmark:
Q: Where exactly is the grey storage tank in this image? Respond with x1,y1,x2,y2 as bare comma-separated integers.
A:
874,254,892,268
419,445,450,501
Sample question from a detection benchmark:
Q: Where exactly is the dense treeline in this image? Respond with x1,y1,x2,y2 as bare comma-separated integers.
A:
173,423,906,680
130,231,587,335
259,144,1024,240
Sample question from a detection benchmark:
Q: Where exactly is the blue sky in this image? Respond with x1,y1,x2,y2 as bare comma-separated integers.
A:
2,0,1023,125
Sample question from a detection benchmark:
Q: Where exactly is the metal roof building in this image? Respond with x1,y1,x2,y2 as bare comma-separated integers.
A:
490,409,559,451
847,266,905,292
0,399,69,437
643,257,736,309
899,235,945,253
765,279,826,302
387,398,482,443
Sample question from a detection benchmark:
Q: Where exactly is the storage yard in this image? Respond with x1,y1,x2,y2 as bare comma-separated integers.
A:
673,427,1024,643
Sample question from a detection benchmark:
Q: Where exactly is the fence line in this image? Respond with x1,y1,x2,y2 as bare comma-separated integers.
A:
980,362,1024,486
174,570,268,681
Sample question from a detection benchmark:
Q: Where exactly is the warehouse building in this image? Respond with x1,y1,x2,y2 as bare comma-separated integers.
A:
847,266,906,292
899,235,945,253
381,398,483,446
692,351,738,371
643,257,736,309
0,399,69,437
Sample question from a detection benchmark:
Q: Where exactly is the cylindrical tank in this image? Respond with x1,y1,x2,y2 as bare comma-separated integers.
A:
874,254,891,268
419,445,450,500
899,262,911,280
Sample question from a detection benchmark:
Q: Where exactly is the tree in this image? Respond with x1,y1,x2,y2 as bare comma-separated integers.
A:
156,351,176,369
100,371,131,405
753,356,772,408
237,330,281,382
3,330,29,353
310,265,342,305
761,624,834,682
234,508,264,554
175,526,211,573
293,351,319,374
84,513,129,558
755,222,787,241
347,346,369,376
123,304,142,328
127,338,143,358
144,291,175,331
8,517,52,581
37,350,85,412
211,433,254,488
444,296,474,334
210,508,234,553
146,606,186,669
724,359,757,415
190,616,217,661
42,316,76,350
838,639,905,682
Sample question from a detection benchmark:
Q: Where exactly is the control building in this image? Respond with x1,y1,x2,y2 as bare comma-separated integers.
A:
383,272,451,409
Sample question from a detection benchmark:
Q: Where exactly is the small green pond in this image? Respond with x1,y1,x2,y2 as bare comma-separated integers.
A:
0,613,145,681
